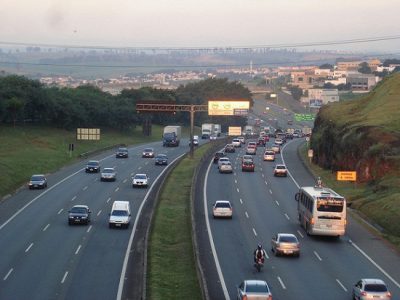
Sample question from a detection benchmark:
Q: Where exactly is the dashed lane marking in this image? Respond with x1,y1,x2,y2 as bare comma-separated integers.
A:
252,228,258,236
43,224,50,231
61,271,68,284
245,212,249,218
57,209,63,215
336,279,348,292
3,268,13,281
314,251,322,261
277,276,287,290
25,243,33,253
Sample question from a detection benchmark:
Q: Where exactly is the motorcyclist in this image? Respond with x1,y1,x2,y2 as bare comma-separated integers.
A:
254,244,267,264
316,176,323,188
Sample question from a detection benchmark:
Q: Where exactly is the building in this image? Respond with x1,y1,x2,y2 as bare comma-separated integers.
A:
308,89,339,107
336,59,381,71
347,74,378,91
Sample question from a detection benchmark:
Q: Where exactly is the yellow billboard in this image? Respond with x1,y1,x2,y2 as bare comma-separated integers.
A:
208,100,250,116
228,126,242,136
337,171,357,181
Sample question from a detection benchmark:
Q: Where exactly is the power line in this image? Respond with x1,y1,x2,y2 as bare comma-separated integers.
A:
0,35,400,51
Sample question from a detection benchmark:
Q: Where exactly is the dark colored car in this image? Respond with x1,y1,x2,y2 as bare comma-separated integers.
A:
68,205,91,225
213,151,226,163
28,174,47,189
225,144,235,153
142,148,155,158
155,154,168,165
257,137,266,146
85,160,100,173
116,147,129,158
242,161,255,172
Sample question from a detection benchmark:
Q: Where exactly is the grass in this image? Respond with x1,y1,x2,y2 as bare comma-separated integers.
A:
147,144,212,300
0,124,197,198
299,143,400,249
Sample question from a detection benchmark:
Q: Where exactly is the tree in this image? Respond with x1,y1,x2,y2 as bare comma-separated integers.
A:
358,62,372,74
319,63,333,70
288,86,303,101
5,97,24,127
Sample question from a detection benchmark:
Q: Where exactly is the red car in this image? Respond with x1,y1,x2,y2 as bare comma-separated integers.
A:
242,161,255,172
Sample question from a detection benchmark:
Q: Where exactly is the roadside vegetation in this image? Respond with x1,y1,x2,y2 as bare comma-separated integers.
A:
147,144,211,299
308,72,400,246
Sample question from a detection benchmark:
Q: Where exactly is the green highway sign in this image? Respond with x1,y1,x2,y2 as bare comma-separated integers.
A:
295,113,315,121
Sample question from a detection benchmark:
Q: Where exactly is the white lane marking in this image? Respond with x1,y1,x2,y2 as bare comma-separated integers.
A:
269,189,272,194
280,141,299,188
260,168,263,171
117,153,187,300
240,198,243,204
87,225,92,233
71,196,77,201
138,166,142,170
3,268,13,281
43,224,50,231
349,239,400,289
297,230,304,238
97,210,102,216
234,172,237,176
262,173,265,178
57,209,63,215
107,197,111,203
202,161,230,300
236,188,240,193
130,172,134,176
336,279,348,292
275,200,280,206
123,179,127,184
252,228,258,236
284,213,290,220
83,186,88,191
277,276,287,289
115,187,119,192
61,271,68,284
75,245,81,255
245,212,249,218
234,179,237,184
25,243,34,253
145,161,149,165
314,251,322,261
264,181,268,185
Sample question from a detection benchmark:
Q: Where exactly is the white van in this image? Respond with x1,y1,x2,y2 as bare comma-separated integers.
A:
109,201,131,228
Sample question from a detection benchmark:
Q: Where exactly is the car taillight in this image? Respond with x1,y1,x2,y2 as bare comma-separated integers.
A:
387,291,392,298
241,296,247,300
360,291,367,296
310,218,315,225
268,295,272,300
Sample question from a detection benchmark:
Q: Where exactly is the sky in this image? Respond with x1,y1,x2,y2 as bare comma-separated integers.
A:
1,0,400,53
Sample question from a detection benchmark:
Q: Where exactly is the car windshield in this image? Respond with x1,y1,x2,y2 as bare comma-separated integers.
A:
87,161,98,166
215,202,231,208
157,155,167,159
111,210,128,216
31,175,44,181
135,175,147,179
279,235,298,243
276,166,286,169
118,148,127,152
103,169,114,173
364,284,387,292
243,162,253,166
246,283,269,293
144,148,153,152
71,207,87,214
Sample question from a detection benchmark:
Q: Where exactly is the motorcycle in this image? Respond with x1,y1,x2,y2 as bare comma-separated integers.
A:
254,257,264,272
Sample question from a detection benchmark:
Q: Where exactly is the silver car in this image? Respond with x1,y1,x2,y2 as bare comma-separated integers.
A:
212,200,233,218
352,279,391,300
237,280,272,300
132,173,149,188
218,157,230,169
100,168,116,181
271,233,300,257
28,174,47,189
219,162,233,174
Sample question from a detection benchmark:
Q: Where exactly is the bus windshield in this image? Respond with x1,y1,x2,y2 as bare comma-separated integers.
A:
316,198,344,213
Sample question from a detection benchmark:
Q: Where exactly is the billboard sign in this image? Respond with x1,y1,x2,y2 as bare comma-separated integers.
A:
337,171,357,181
77,128,100,140
208,100,250,116
228,126,242,136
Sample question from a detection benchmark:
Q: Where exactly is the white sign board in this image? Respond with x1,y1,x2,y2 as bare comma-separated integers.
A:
208,100,250,116
228,126,242,136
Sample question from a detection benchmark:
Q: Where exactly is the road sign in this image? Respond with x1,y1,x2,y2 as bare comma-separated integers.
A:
228,126,242,136
337,171,357,181
208,100,250,116
295,113,315,121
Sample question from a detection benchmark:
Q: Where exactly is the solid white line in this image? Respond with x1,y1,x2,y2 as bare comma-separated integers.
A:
71,196,77,201
75,245,81,255
57,209,63,215
123,179,127,184
275,200,280,206
349,240,400,289
25,243,33,253
336,279,348,292
115,187,119,192
245,212,249,218
86,225,92,233
83,186,88,191
61,271,68,284
117,153,187,300
3,268,13,281
280,141,300,189
314,250,322,261
236,188,240,193
252,228,258,236
277,276,287,289
107,197,111,203
203,161,230,300
297,230,304,238
240,198,243,204
284,213,290,220
43,224,50,231
269,189,272,194
97,210,102,216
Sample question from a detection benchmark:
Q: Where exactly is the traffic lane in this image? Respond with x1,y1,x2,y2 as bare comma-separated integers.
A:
282,138,400,291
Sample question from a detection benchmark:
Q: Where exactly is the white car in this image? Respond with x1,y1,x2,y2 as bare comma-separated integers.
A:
353,278,391,300
274,164,287,177
263,150,275,161
237,136,245,144
212,200,233,218
132,173,149,187
232,138,241,147
274,138,283,145
217,157,230,168
219,162,233,173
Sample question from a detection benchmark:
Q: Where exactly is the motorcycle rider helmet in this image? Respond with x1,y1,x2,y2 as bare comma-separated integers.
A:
257,244,262,250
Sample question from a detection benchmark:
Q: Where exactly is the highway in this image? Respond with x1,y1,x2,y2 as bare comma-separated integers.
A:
202,106,400,299
0,140,192,300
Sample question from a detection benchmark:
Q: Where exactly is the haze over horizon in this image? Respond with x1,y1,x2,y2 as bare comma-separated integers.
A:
1,0,400,53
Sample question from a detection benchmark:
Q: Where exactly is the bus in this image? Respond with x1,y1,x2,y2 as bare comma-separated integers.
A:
295,186,346,237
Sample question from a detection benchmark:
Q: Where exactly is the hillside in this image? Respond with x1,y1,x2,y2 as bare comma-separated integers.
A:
310,73,400,238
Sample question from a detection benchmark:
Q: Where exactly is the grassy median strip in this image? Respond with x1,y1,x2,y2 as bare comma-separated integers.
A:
147,144,211,300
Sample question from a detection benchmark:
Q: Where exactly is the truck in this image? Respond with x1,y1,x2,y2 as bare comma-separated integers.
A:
302,126,312,137
244,125,254,136
163,126,181,147
201,123,215,139
213,124,221,137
